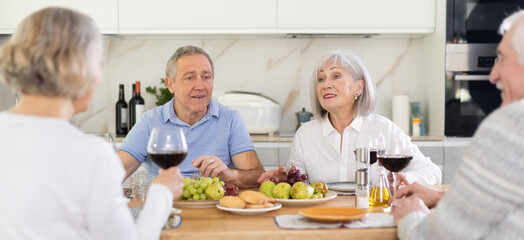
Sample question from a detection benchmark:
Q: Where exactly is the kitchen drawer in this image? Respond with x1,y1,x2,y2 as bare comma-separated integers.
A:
278,142,292,166
253,142,279,166
444,146,467,184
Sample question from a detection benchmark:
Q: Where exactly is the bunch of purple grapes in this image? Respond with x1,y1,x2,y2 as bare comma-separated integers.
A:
269,165,308,185
224,182,239,196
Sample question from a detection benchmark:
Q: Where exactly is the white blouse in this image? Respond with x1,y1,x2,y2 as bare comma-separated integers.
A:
0,112,172,240
288,113,442,185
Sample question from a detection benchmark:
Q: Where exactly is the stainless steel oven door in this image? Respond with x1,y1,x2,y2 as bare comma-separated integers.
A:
445,73,501,137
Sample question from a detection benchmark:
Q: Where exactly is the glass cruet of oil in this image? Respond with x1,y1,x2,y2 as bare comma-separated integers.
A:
369,164,390,208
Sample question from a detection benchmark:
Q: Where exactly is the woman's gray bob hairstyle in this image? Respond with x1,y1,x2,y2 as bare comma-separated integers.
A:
310,50,376,120
0,7,102,99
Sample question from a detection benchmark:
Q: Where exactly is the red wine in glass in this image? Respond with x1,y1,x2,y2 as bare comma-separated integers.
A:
148,150,187,169
378,155,413,172
147,127,188,169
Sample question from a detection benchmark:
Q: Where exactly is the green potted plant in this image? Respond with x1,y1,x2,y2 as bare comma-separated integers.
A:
146,78,172,106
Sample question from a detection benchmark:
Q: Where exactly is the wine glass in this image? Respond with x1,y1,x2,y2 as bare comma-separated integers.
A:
147,127,188,169
355,131,386,165
377,135,413,198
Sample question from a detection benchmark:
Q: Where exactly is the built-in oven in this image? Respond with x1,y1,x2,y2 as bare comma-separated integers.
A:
445,44,500,136
445,0,524,137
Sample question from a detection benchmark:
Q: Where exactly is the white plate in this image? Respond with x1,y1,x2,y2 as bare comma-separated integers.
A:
327,182,356,192
216,203,282,215
275,190,337,207
173,200,219,208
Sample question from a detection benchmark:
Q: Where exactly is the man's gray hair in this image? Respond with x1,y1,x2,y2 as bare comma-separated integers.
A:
310,50,376,120
499,10,524,64
165,45,214,81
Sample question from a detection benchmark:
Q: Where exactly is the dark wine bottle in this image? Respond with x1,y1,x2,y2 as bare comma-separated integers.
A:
130,81,145,130
115,84,128,136
128,83,136,131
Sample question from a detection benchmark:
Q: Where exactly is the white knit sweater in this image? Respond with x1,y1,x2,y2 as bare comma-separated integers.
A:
398,99,524,239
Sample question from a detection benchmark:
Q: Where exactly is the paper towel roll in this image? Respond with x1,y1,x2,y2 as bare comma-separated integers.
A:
392,95,410,135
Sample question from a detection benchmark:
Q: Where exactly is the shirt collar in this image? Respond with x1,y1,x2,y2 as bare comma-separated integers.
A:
321,113,364,136
162,98,220,125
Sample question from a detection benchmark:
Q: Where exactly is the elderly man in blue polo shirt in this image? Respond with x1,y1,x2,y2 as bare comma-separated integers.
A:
118,46,265,188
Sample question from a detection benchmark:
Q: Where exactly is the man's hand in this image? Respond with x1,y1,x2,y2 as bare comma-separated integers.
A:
152,167,184,199
191,155,230,180
393,196,430,225
393,182,445,208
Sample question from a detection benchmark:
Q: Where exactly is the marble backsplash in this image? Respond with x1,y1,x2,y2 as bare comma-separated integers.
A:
1,35,428,134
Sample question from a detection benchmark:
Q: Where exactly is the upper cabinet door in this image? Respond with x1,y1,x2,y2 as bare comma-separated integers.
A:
0,0,118,34
277,0,435,34
119,0,277,34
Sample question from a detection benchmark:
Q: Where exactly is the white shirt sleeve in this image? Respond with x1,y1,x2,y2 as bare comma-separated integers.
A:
85,140,172,240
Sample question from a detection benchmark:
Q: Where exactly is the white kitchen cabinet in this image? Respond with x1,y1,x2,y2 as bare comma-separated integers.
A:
253,142,292,170
0,0,118,34
443,138,470,184
253,142,279,166
415,141,444,176
119,0,277,34
277,0,435,34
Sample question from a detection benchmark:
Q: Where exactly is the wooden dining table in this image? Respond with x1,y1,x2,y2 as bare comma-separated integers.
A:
130,193,398,240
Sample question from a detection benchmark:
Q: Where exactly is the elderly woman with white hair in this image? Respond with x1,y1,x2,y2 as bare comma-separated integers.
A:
0,7,183,239
258,50,441,187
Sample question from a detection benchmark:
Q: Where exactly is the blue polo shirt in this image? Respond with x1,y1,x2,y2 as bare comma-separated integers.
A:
120,98,255,177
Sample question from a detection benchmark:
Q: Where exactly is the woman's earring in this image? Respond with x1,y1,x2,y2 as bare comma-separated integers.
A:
354,95,358,100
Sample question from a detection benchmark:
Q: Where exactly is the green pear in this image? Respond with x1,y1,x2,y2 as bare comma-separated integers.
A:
259,180,276,198
272,182,292,199
205,183,224,200
290,182,314,199
311,181,328,196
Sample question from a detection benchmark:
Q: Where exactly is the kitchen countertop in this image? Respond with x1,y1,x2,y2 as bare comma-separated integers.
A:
250,133,445,142
116,134,446,143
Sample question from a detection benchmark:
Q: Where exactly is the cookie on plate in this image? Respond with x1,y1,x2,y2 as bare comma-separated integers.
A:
219,196,246,209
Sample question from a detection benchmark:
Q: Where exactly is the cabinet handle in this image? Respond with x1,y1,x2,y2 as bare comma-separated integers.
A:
454,75,490,81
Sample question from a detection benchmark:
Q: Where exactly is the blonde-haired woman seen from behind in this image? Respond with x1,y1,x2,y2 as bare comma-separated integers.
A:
0,7,183,239
258,50,441,188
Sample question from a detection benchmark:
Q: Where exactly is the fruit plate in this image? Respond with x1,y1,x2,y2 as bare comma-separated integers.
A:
327,181,356,192
275,190,337,207
299,207,368,223
216,203,282,215
173,200,219,208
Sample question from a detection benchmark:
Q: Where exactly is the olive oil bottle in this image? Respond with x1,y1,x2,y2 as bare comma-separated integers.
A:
369,165,390,208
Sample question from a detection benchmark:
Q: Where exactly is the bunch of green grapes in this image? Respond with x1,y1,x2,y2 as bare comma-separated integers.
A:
180,176,225,200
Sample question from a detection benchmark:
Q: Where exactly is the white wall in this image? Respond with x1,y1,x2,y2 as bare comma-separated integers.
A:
421,0,446,136
0,29,446,136
65,35,437,135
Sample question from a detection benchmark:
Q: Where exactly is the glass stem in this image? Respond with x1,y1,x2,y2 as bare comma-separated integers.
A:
392,172,397,197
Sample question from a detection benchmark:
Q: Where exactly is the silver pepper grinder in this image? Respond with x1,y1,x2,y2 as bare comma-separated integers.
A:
355,148,370,209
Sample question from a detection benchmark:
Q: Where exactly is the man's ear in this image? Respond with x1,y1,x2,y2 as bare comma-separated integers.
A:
165,77,174,94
